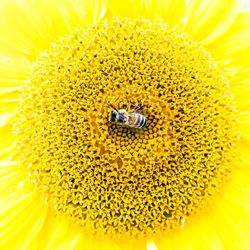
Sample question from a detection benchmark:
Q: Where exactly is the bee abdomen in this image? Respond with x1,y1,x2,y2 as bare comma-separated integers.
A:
137,114,147,128
129,113,146,128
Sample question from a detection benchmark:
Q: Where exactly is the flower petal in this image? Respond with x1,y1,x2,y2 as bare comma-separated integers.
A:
156,163,250,249
153,0,188,25
0,0,106,60
0,161,48,249
0,56,29,90
0,112,15,128
0,192,48,249
0,116,16,161
230,69,250,162
107,0,146,18
207,11,250,69
183,0,243,44
0,56,29,146
212,169,250,248
107,0,243,45
107,0,188,24
231,70,250,112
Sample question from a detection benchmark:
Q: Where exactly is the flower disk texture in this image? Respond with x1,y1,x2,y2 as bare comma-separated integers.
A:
16,18,238,239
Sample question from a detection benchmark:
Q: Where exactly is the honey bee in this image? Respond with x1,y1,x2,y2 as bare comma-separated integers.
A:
109,105,147,128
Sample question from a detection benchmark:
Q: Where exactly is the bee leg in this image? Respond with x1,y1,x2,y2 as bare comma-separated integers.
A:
126,101,131,111
134,104,143,113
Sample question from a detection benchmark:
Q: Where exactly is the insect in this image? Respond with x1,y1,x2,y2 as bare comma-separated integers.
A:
109,105,147,128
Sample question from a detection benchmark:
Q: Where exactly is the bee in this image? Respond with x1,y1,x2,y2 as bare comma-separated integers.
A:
109,105,147,128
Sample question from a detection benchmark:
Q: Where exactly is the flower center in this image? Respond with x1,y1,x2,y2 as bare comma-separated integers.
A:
17,18,237,239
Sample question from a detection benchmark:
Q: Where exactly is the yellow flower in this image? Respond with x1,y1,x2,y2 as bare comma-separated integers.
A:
0,0,250,249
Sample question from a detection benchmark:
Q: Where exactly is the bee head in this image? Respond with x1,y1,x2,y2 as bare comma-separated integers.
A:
109,110,118,122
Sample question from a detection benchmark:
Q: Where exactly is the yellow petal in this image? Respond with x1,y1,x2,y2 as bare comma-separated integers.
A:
29,212,81,250
0,112,15,128
0,101,17,119
0,101,18,159
0,56,27,124
107,0,243,44
156,164,250,249
216,46,250,75
107,0,188,24
238,136,250,164
0,56,28,136
107,0,146,18
0,143,16,161
0,56,29,89
31,212,145,250
153,0,188,25
183,0,243,44
210,181,250,249
0,161,48,249
0,191,47,249
231,70,250,113
0,117,16,161
0,90,20,120
230,70,250,163
0,0,106,60
208,11,250,63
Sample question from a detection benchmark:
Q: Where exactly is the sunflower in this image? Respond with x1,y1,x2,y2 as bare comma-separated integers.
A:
1,0,250,249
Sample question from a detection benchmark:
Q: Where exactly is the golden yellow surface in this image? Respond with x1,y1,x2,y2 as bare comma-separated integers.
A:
0,0,249,249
